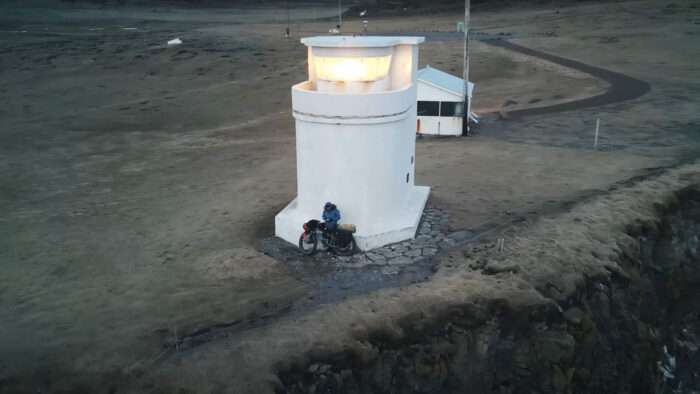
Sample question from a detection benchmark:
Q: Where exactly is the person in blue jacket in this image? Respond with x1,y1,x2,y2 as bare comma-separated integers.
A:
322,202,340,233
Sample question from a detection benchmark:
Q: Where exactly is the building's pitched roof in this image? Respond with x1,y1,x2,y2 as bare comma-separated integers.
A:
417,66,474,97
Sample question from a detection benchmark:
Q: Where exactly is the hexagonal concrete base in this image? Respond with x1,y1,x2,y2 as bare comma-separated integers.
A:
275,186,430,251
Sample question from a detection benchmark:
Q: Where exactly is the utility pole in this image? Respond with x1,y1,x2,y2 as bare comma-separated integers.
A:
285,0,290,37
462,0,470,136
338,0,342,31
286,1,290,27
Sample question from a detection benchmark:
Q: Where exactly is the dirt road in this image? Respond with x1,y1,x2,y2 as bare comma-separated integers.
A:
486,39,651,117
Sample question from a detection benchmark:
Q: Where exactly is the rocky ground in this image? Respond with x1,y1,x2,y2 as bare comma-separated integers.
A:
1,0,699,392
91,161,696,394
339,208,463,268
277,167,700,394
263,208,470,269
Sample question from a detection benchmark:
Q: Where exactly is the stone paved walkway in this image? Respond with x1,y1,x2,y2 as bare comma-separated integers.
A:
331,207,473,268
255,207,477,313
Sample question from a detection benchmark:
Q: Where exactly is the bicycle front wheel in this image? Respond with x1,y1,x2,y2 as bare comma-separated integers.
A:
298,232,317,255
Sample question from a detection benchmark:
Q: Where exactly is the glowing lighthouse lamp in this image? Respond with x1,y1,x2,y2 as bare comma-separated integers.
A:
275,36,429,250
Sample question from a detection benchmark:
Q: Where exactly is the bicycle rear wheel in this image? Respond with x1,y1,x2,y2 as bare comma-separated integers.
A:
334,236,356,256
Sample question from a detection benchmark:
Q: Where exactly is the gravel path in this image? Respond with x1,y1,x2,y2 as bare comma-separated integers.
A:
377,31,651,118
486,39,651,118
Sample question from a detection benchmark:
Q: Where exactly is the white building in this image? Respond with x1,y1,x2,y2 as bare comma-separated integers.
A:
275,36,430,251
416,66,476,136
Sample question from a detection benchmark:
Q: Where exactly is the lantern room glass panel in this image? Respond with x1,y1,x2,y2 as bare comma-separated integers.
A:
314,55,392,82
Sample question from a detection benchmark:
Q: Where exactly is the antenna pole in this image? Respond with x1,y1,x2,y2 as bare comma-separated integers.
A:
338,0,342,30
284,0,291,38
462,0,470,136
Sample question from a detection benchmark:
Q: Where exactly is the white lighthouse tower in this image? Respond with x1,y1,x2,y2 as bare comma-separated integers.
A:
275,36,429,251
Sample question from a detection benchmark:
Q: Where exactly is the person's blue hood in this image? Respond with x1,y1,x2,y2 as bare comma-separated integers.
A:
322,203,340,229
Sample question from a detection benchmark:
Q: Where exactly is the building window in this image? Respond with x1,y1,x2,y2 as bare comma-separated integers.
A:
406,173,410,183
440,102,464,117
417,101,439,116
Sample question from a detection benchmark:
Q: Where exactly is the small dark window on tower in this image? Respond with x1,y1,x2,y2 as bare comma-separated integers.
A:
406,173,410,183
411,156,414,164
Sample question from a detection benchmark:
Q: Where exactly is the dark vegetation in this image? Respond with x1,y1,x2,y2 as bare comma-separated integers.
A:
54,0,599,14
55,0,342,7
344,0,604,17
55,0,347,6
278,188,700,394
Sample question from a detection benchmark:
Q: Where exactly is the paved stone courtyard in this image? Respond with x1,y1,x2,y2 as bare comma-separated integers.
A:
329,207,473,269
260,206,475,271
257,206,476,309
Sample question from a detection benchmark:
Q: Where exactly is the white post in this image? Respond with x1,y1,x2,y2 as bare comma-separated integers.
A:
594,118,600,150
438,101,442,136
462,0,470,136
174,325,179,352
